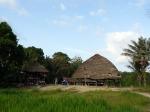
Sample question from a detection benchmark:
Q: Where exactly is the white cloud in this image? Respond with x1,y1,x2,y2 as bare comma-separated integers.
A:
0,16,8,22
0,0,29,16
106,31,139,64
0,0,17,8
60,3,66,11
89,9,106,16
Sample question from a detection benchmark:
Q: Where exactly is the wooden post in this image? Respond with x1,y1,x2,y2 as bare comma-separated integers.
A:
84,75,86,86
96,81,97,86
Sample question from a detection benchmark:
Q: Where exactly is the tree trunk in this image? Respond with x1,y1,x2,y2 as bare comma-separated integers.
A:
143,73,147,87
137,74,142,87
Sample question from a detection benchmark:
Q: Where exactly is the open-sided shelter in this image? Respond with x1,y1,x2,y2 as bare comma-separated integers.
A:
72,54,121,86
22,62,48,85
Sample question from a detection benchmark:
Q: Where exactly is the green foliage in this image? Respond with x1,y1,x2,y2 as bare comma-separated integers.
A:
0,22,25,86
44,54,82,84
120,72,150,87
0,21,82,86
120,72,138,86
0,22,17,44
122,37,150,86
53,52,70,62
52,52,71,82
122,37,150,72
0,89,149,112
43,57,55,83
24,46,44,64
70,56,82,75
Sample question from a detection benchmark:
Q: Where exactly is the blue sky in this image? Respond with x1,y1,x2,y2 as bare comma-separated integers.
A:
0,0,150,71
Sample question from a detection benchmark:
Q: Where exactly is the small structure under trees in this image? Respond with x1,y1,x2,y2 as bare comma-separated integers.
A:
72,54,121,86
22,62,48,86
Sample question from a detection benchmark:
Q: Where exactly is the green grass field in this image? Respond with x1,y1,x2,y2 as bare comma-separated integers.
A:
0,88,150,112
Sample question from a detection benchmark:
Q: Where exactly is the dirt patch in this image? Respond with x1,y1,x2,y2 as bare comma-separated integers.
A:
40,85,133,92
135,92,150,98
40,85,150,98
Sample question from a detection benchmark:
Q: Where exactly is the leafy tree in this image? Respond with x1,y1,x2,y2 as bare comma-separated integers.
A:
43,55,82,84
70,56,82,76
43,56,54,83
122,37,150,86
53,52,70,62
52,52,71,83
0,22,25,86
120,72,150,87
24,46,44,64
120,72,138,87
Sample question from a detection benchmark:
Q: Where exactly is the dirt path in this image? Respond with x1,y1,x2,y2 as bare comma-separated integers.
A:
40,85,150,98
135,92,150,98
40,85,132,92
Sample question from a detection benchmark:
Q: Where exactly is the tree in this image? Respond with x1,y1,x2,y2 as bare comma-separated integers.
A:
53,52,70,62
70,56,82,76
43,56,54,83
43,54,82,84
52,52,71,83
24,46,44,64
122,37,150,86
0,22,25,86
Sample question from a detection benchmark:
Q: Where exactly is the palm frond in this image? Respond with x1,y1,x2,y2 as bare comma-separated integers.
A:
122,49,135,56
128,44,138,52
131,40,139,48
127,65,135,71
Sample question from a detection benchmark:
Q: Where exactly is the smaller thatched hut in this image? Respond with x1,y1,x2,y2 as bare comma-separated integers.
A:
72,54,121,86
22,62,48,85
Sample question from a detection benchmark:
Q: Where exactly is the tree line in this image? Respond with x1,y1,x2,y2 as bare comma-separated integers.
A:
0,22,82,87
1,21,150,87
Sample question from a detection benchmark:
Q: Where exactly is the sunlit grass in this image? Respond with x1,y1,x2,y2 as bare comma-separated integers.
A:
0,89,149,112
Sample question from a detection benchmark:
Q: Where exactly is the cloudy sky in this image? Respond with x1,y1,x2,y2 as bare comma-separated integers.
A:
0,0,150,71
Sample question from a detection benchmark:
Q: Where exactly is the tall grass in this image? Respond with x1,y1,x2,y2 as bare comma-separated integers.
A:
0,89,149,112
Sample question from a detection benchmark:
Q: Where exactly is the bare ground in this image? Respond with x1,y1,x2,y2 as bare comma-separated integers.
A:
39,85,150,98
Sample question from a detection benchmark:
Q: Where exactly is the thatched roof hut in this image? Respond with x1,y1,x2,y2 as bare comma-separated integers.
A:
22,62,48,85
72,54,121,80
22,62,48,73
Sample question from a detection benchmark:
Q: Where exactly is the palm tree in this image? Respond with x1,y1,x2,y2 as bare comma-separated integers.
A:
122,37,150,86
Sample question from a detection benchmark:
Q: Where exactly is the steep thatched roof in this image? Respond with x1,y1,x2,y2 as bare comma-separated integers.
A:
72,54,121,79
22,62,48,73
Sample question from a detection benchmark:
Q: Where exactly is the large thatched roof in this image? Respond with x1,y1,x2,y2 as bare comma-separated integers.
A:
22,62,48,73
72,54,121,80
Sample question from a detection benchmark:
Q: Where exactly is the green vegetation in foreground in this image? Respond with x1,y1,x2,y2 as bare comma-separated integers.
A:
0,89,150,112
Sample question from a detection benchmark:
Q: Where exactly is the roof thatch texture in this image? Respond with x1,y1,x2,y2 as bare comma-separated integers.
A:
22,62,48,73
72,54,121,80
